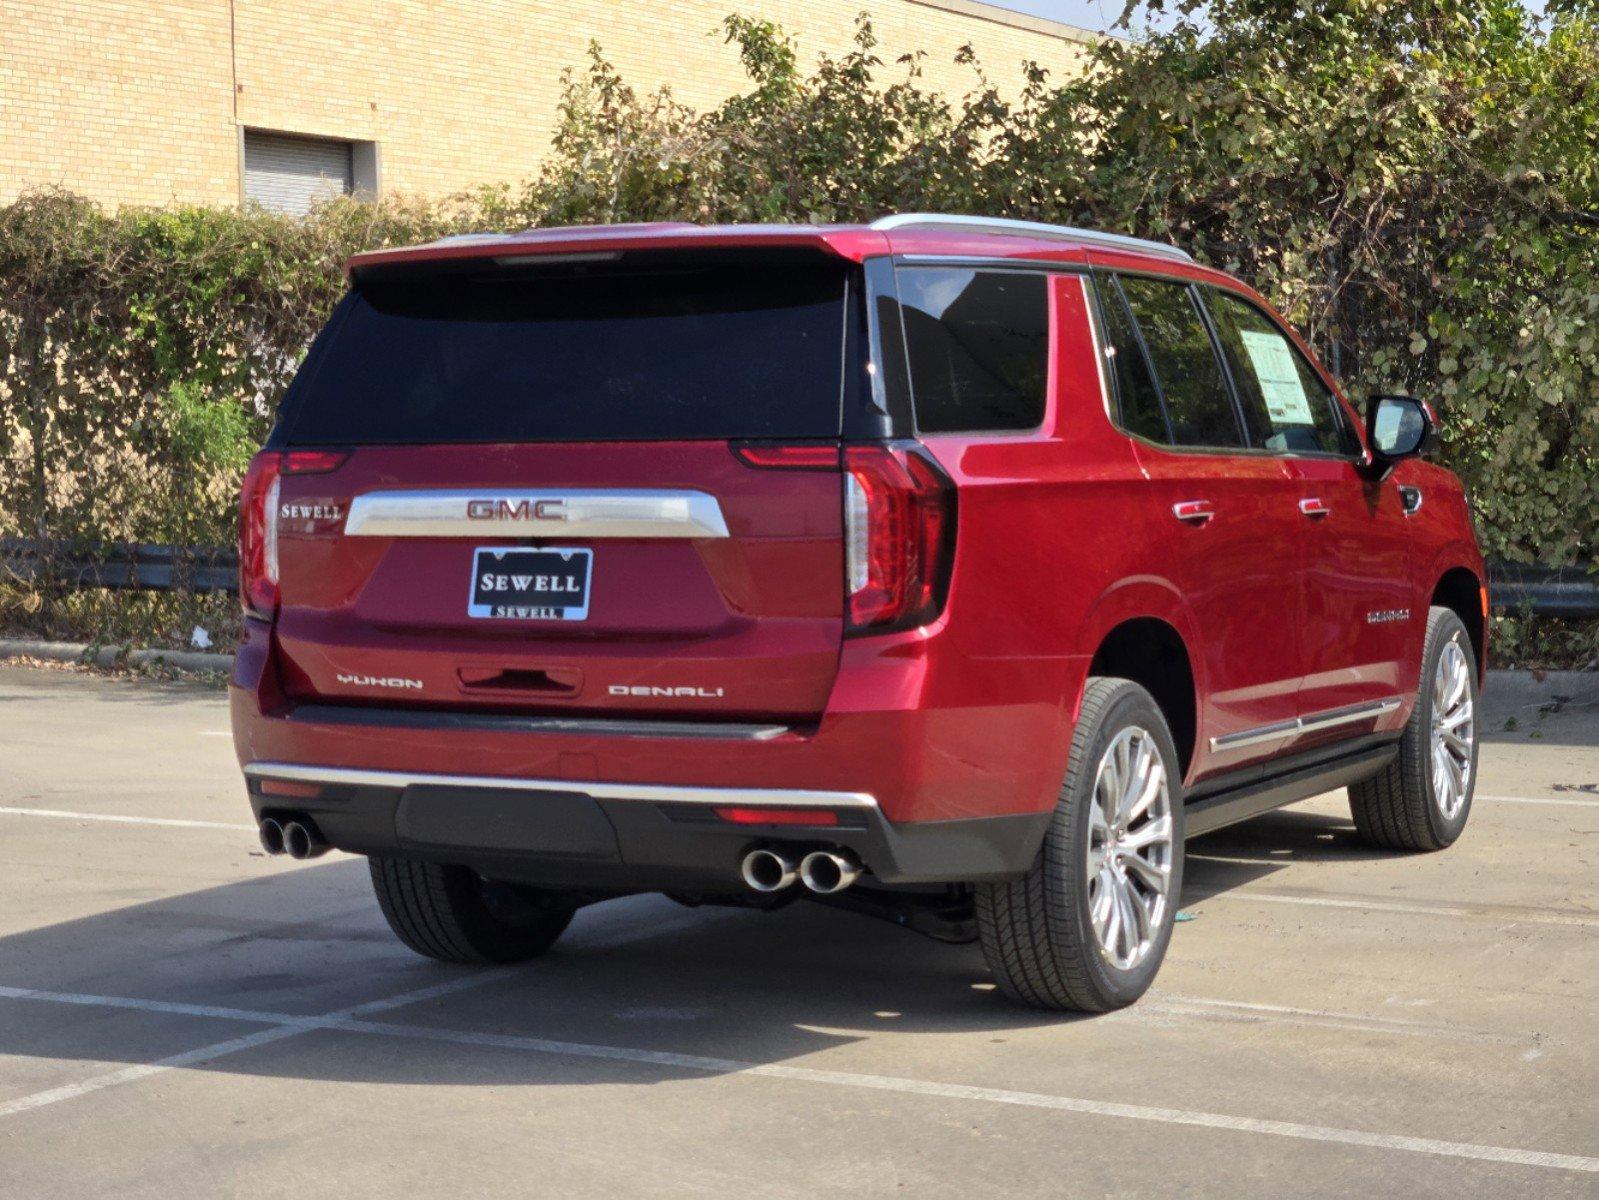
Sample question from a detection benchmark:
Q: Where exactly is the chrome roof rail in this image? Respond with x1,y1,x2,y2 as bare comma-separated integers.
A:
869,213,1193,263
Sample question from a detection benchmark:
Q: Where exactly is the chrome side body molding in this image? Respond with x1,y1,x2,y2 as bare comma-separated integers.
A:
343,489,730,540
244,762,876,810
1210,697,1403,752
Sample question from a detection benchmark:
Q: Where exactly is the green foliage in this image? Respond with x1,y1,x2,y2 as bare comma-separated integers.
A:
2,2,1595,658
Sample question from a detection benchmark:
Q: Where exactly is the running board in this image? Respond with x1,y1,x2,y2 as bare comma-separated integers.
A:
1184,742,1398,839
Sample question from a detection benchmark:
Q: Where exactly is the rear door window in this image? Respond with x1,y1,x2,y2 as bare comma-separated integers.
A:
896,268,1049,433
1096,275,1170,442
1202,288,1358,456
1115,275,1243,449
285,260,849,444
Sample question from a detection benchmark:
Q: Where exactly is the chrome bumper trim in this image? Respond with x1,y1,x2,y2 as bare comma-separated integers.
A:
1210,697,1403,752
244,761,877,810
286,704,793,742
343,489,730,540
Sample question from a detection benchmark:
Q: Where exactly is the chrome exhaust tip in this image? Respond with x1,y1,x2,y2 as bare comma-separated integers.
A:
799,851,862,894
740,848,798,893
281,819,329,861
258,818,286,856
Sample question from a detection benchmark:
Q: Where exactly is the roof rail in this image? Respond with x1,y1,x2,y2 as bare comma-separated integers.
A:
869,213,1193,263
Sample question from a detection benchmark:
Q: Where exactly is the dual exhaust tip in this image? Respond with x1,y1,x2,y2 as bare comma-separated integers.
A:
258,816,328,860
741,848,862,895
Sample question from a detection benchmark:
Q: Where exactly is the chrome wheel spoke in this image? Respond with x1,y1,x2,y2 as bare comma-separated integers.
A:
1119,849,1169,894
1120,813,1171,853
1084,726,1174,972
1428,640,1475,820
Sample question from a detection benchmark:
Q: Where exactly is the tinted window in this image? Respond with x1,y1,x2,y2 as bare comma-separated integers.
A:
1116,275,1241,449
1203,289,1357,456
1097,275,1169,442
897,268,1049,433
286,263,847,444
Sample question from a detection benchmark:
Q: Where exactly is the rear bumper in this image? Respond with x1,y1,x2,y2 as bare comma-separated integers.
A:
243,760,1050,889
231,618,1074,888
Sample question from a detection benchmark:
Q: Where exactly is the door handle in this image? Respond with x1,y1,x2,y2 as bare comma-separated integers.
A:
1298,497,1330,519
1172,500,1215,525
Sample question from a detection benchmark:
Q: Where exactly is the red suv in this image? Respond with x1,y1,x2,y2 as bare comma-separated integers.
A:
232,215,1486,1011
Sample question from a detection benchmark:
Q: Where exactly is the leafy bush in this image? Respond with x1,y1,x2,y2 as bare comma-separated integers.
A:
1,1,1595,661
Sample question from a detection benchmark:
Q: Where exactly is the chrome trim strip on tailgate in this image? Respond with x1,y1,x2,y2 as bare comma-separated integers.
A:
287,704,793,742
343,489,730,539
244,761,877,809
1209,697,1403,752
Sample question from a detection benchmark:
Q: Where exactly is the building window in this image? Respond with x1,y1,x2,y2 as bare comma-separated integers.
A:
242,130,378,214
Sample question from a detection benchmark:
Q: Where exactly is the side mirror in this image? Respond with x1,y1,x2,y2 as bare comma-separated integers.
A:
1365,395,1437,471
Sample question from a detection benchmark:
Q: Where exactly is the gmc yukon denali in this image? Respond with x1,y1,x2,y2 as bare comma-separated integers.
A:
231,215,1486,1011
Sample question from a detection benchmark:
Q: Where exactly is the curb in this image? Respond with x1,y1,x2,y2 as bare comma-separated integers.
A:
0,637,233,675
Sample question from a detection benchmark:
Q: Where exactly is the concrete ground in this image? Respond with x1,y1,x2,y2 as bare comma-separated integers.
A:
0,664,1595,1199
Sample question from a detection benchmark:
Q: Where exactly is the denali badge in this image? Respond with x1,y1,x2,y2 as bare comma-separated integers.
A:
466,498,566,522
336,673,423,690
608,685,726,699
1366,609,1411,625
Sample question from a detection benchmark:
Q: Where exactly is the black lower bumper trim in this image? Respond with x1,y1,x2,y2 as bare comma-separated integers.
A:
248,781,1051,890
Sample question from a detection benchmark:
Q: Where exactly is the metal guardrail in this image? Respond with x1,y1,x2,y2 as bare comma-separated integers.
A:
1,538,1596,617
0,539,238,594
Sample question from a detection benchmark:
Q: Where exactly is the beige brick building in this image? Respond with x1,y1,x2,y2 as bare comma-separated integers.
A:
0,0,1094,211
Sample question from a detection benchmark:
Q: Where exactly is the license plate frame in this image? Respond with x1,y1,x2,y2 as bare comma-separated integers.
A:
468,546,593,621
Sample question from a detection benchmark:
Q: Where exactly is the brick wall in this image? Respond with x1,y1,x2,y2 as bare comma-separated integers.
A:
0,0,1092,209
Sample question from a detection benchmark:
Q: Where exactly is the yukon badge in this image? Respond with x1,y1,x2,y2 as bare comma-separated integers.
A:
337,673,424,690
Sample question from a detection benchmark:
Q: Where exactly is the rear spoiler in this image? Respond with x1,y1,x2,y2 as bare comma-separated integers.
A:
344,224,885,285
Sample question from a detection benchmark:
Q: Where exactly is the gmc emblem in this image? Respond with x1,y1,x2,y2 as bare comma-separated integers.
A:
466,498,566,521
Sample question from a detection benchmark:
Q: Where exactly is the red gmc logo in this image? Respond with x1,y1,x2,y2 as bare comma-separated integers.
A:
465,499,566,521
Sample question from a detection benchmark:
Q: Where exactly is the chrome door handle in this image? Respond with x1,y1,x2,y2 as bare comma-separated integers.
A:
1173,500,1215,525
1298,497,1330,519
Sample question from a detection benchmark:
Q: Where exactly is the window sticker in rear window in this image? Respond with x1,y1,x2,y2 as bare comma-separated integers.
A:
1238,329,1315,426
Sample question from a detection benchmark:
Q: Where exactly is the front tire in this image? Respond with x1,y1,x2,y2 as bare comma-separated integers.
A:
976,678,1185,1012
1348,606,1478,852
368,856,576,964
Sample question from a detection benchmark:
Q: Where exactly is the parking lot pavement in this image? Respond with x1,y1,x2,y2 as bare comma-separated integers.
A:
0,664,1595,1199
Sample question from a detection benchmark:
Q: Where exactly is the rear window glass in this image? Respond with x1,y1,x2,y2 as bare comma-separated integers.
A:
1116,275,1242,449
1097,275,1169,442
896,268,1049,433
285,262,848,444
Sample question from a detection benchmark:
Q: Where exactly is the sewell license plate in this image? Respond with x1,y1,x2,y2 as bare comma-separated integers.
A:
469,547,593,621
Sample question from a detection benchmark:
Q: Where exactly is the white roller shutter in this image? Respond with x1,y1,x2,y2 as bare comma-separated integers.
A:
243,131,353,215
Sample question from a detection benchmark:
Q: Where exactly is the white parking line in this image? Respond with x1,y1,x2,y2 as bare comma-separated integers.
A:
1208,890,1599,928
0,806,254,832
0,905,715,1122
1479,793,1599,808
1,980,1593,1175
1145,994,1521,1044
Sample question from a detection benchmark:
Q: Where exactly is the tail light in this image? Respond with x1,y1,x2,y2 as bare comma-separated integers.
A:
843,443,956,635
238,449,348,620
730,438,957,636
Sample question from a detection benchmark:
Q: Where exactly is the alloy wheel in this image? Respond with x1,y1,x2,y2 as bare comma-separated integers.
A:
1430,639,1475,819
1086,727,1174,970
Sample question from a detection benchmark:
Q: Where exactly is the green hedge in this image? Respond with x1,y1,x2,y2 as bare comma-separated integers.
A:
1,2,1595,655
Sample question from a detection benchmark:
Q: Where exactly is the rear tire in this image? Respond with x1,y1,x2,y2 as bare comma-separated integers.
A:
975,678,1185,1012
1348,606,1478,852
368,856,576,964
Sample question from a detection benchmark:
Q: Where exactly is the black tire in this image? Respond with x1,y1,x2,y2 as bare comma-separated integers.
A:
368,856,576,964
975,678,1185,1012
1348,606,1478,852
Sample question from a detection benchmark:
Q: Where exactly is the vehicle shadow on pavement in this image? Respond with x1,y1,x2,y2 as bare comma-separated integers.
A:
0,808,1394,1092
1180,806,1388,904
